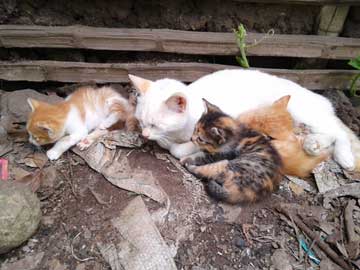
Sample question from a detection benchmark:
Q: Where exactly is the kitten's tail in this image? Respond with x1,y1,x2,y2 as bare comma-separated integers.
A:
336,117,360,171
207,180,258,204
207,180,229,202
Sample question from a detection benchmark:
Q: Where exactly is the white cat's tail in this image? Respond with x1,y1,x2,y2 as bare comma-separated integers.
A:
336,117,360,171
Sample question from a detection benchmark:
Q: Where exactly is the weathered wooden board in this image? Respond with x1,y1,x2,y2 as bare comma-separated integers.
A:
0,25,359,59
232,0,360,4
0,60,358,90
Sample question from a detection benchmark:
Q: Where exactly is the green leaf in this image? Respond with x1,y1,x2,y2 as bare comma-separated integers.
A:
348,56,360,70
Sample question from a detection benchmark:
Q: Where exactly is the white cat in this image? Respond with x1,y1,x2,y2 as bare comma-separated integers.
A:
130,69,360,171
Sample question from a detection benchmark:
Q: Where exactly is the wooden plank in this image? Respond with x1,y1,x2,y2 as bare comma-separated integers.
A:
0,60,358,90
0,25,359,60
232,0,360,4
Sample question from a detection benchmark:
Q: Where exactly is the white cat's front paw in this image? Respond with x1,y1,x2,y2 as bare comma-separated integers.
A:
170,142,199,159
46,149,62,160
334,146,355,171
77,138,93,150
303,134,333,156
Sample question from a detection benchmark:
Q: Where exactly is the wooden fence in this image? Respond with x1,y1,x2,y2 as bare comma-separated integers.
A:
0,23,359,90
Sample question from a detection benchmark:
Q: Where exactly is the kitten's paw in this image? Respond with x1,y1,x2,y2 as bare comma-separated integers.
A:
185,163,197,173
334,146,355,171
303,134,333,156
180,156,195,166
46,149,62,160
77,138,93,150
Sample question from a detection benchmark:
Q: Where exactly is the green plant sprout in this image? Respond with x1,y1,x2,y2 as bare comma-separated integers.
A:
234,24,250,68
234,24,275,69
348,56,360,97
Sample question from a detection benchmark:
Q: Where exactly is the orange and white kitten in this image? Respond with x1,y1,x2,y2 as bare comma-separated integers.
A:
237,95,329,178
27,86,137,160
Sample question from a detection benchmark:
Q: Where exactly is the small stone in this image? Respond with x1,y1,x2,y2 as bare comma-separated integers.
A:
189,232,194,241
0,182,41,254
83,227,92,240
48,259,67,270
200,226,206,233
234,237,247,249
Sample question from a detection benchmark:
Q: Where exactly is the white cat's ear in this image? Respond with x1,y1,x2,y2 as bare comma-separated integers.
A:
165,93,187,113
27,98,40,112
37,122,55,138
202,98,220,113
128,74,153,95
273,95,291,109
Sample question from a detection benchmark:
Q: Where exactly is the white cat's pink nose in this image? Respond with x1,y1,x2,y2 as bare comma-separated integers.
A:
142,129,150,138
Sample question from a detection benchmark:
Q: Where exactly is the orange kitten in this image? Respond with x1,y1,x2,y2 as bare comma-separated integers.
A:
237,95,329,178
27,86,137,160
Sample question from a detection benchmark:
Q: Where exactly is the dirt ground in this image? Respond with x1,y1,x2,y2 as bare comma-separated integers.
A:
1,87,360,270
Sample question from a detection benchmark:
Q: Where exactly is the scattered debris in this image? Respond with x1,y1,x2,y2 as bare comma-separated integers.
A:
100,130,145,149
289,182,304,196
313,160,341,193
0,182,41,254
98,196,177,270
286,176,316,193
73,140,168,205
71,232,95,262
344,199,360,259
0,252,44,270
322,183,360,209
21,152,48,168
276,203,352,270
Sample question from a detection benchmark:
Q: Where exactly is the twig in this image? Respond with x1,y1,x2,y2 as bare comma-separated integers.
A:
68,152,74,178
304,238,318,269
290,215,304,262
276,204,352,270
345,200,359,242
71,232,95,262
344,199,360,259
242,224,254,246
58,169,78,200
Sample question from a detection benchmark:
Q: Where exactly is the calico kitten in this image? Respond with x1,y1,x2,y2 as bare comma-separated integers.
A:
27,86,137,160
237,95,329,178
181,99,283,204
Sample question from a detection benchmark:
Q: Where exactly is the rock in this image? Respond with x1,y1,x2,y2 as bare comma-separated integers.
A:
0,182,41,254
271,249,293,270
234,236,247,249
0,89,62,133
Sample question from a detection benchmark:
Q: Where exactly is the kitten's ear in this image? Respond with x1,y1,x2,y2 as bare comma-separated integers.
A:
273,95,291,109
165,93,187,113
211,127,226,144
202,98,221,114
128,74,153,95
27,98,41,112
37,122,55,138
